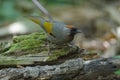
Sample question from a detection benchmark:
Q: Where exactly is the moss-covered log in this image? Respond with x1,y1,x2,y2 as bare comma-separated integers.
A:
2,32,47,55
0,32,82,65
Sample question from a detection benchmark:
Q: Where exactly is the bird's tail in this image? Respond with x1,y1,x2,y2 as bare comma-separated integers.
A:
29,16,53,34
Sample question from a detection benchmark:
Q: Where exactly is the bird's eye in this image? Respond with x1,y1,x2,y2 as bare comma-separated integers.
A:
70,28,77,36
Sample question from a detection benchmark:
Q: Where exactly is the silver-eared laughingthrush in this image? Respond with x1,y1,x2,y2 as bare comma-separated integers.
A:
30,0,81,50
30,17,81,45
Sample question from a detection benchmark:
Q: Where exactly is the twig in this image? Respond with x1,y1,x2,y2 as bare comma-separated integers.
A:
32,0,53,21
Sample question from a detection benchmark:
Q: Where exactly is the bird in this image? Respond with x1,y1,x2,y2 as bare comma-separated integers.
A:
29,17,81,45
30,0,81,54
31,0,81,44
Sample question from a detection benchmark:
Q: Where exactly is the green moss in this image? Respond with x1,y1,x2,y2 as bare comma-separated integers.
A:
2,32,47,55
115,70,120,75
0,55,47,65
0,41,11,53
13,32,46,43
47,47,70,61
1,32,74,62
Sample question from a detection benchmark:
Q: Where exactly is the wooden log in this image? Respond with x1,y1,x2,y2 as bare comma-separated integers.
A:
0,57,120,80
0,58,83,80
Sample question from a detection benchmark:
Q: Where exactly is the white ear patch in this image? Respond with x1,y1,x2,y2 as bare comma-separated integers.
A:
63,27,71,35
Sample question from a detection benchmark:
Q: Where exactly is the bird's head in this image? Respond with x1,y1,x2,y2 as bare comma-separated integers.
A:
66,25,81,36
70,28,82,36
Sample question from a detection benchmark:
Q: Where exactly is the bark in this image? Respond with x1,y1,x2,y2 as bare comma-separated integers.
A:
0,57,120,80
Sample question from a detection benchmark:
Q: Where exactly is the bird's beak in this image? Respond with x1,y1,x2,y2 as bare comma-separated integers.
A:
29,17,40,25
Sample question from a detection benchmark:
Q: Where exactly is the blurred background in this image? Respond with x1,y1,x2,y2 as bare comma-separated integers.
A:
0,0,120,57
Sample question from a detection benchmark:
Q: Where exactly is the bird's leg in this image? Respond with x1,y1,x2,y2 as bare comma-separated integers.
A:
47,42,51,56
67,43,79,52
